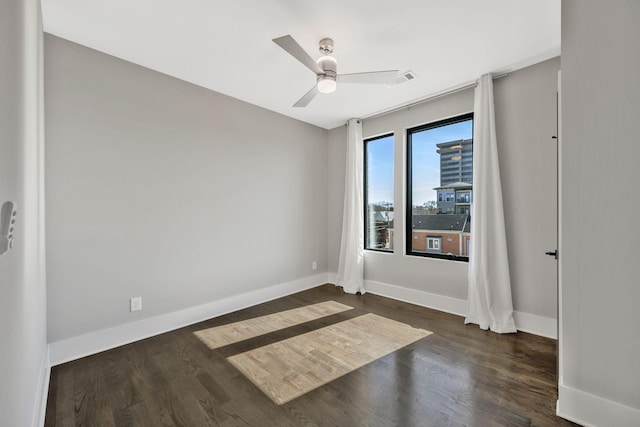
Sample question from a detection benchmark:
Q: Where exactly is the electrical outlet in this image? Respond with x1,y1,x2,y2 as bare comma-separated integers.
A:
130,296,142,312
312,261,317,270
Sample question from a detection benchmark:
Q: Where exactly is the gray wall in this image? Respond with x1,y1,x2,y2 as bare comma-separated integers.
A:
561,0,640,411
494,58,559,319
45,35,328,342
328,57,560,320
0,0,48,425
327,127,347,275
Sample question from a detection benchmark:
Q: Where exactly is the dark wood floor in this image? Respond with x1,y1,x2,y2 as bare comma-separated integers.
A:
45,284,577,426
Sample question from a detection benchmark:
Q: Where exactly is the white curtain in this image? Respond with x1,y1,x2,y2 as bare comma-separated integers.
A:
336,119,365,294
465,74,517,333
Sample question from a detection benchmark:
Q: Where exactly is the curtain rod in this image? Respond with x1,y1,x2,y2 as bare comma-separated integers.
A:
361,73,508,122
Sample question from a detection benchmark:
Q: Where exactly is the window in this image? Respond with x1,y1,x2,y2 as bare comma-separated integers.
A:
364,133,394,251
427,237,441,253
406,113,473,261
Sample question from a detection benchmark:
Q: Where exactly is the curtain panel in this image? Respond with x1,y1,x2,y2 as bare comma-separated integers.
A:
336,118,365,294
465,74,517,333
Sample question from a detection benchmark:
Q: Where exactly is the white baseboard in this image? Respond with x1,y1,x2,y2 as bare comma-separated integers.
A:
513,311,557,339
328,272,337,286
33,347,50,427
364,280,467,316
557,382,640,427
335,278,557,339
49,273,330,366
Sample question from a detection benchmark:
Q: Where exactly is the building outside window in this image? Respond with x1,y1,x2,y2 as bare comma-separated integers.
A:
406,113,473,260
364,133,394,251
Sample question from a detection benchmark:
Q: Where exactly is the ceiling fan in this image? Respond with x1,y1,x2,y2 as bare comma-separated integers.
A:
272,35,399,107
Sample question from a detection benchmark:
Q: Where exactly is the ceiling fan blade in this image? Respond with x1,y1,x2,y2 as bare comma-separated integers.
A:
273,35,323,75
293,85,319,108
337,70,399,85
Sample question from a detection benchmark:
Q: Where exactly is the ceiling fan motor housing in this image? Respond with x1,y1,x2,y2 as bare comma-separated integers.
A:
316,55,337,80
316,55,337,94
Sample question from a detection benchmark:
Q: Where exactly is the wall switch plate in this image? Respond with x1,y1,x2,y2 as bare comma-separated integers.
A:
312,261,317,270
130,296,142,312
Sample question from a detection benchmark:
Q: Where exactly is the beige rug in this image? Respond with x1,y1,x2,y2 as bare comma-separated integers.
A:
194,301,353,349
227,313,432,404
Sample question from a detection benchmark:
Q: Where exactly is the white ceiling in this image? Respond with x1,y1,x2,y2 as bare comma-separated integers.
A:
41,0,560,130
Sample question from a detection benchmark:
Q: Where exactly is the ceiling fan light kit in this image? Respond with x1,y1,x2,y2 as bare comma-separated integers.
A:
273,34,399,107
317,76,337,94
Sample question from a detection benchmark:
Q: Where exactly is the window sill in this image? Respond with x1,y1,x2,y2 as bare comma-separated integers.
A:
364,248,394,255
404,252,469,263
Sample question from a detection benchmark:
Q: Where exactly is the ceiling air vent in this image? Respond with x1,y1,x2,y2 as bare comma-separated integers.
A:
395,70,416,84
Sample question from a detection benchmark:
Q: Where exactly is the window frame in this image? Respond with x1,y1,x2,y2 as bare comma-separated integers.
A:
405,113,473,262
364,132,395,253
